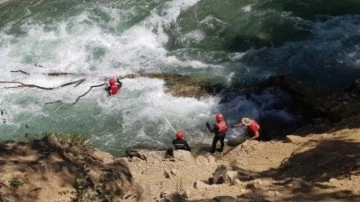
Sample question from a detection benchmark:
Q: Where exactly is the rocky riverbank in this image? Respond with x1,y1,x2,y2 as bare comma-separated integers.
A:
0,116,359,202
126,120,360,201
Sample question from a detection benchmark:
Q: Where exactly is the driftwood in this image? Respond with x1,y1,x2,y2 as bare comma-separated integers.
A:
47,72,85,77
10,70,30,75
71,83,106,105
11,69,85,77
45,100,64,105
6,69,113,106
0,79,86,90
43,83,106,106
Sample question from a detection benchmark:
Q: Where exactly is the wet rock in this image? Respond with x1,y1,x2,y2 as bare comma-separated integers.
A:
126,149,147,161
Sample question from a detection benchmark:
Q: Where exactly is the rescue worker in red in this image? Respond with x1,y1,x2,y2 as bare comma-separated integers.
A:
106,77,122,96
234,117,260,140
172,131,191,151
206,113,228,153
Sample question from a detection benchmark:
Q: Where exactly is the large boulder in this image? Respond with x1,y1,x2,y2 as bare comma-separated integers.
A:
173,150,194,162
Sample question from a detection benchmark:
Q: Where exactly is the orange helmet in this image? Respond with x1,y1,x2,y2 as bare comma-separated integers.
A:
176,131,184,140
215,113,224,123
109,78,116,85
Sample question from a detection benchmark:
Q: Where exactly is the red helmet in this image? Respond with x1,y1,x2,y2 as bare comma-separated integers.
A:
176,131,184,140
109,78,116,85
215,113,224,122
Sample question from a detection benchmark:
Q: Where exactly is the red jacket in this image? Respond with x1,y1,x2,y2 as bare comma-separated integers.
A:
110,85,119,95
248,120,260,135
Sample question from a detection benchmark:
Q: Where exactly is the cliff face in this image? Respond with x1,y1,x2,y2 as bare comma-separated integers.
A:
0,135,143,202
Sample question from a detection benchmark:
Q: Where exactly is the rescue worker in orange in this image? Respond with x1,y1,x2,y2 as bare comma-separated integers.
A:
106,77,122,96
172,131,191,151
206,113,228,153
234,117,260,140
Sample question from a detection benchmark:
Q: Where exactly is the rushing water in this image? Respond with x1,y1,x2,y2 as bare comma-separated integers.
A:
1,0,360,154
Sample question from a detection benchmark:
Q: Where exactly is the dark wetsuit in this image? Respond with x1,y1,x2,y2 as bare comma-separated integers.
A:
172,139,191,151
207,123,227,153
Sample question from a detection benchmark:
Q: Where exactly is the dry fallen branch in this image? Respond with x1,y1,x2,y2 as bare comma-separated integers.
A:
47,72,86,77
0,81,54,90
10,69,85,77
71,83,106,105
0,79,86,90
10,70,30,75
45,100,64,105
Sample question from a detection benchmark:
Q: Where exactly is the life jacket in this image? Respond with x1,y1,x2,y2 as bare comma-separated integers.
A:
248,120,260,134
110,85,119,95
217,121,228,135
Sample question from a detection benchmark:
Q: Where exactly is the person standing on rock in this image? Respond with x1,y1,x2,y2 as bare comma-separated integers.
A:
206,113,228,153
172,131,191,151
234,117,260,140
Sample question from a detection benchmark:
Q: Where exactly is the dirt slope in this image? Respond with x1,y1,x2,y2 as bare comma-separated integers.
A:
0,135,143,202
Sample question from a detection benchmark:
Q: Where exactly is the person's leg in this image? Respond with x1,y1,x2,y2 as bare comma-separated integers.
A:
219,135,225,152
211,136,218,153
165,148,174,158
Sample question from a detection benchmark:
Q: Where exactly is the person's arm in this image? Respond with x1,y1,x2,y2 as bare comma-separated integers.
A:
184,141,191,151
206,122,213,133
234,122,244,127
172,139,177,149
117,78,123,88
252,131,260,140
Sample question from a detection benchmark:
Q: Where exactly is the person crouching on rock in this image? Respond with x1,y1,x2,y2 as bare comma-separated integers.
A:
206,113,228,153
106,77,123,96
172,131,191,151
234,117,260,140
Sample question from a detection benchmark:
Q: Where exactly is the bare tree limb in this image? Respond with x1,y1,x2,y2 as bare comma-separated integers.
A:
1,81,54,90
0,79,86,90
71,83,106,105
10,70,30,75
59,79,86,88
47,72,86,77
45,100,65,105
11,69,86,77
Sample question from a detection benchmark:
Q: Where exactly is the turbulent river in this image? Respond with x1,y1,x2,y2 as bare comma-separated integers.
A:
1,0,360,154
